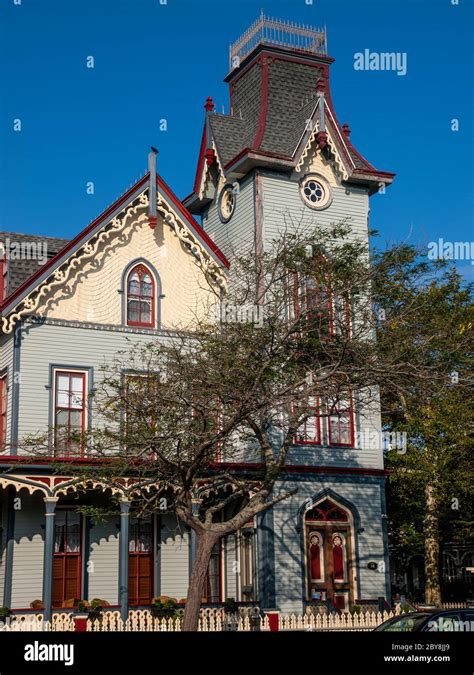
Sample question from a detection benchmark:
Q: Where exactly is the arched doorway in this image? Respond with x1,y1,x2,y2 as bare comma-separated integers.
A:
305,498,355,610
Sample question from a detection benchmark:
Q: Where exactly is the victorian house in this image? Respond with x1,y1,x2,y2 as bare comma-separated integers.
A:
0,15,394,621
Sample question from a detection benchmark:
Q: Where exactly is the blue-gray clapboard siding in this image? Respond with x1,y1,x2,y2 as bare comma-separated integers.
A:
88,517,120,604
10,491,44,608
202,176,255,258
262,173,370,244
159,514,190,600
15,322,174,445
15,321,382,469
272,476,388,614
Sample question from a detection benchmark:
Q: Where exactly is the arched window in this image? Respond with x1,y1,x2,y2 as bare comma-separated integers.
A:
126,264,155,327
305,498,349,522
332,533,346,581
309,532,324,582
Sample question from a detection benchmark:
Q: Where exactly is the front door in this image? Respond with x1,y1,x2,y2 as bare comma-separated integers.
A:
308,527,352,610
306,498,353,610
52,510,81,607
128,517,153,606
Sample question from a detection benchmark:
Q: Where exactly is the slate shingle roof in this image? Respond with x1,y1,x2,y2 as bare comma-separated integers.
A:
0,231,69,297
192,45,393,189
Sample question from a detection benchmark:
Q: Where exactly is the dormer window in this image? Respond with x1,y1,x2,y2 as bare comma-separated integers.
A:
126,264,155,327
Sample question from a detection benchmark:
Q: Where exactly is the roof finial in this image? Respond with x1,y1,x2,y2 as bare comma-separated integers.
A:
205,96,214,112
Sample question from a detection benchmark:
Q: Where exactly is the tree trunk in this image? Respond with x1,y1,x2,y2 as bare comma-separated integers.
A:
424,482,442,606
182,531,218,631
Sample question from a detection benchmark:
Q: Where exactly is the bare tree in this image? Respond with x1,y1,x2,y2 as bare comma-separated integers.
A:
24,222,461,630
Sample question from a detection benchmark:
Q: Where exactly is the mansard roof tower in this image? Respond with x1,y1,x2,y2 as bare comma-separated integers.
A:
185,13,394,230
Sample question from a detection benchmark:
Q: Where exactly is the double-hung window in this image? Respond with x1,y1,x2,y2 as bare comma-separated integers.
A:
54,371,87,455
295,395,321,445
328,395,354,446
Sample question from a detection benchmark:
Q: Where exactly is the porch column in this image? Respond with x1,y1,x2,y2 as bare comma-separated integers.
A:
42,496,58,623
118,499,131,622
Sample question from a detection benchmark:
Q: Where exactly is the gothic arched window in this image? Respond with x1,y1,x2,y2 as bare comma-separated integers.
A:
309,532,324,582
126,264,155,327
332,533,346,581
305,498,349,522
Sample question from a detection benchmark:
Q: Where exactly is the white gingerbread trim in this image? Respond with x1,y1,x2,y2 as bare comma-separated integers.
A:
1,188,227,334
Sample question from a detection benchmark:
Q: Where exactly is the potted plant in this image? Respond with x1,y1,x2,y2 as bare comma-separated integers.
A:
30,600,44,611
74,599,89,614
150,596,178,620
87,598,108,622
0,607,10,625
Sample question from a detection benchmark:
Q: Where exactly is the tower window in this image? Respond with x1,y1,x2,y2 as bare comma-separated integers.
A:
218,185,236,223
299,174,332,210
126,264,155,327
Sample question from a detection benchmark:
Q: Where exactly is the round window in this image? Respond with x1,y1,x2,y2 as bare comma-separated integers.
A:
299,174,332,210
218,185,236,223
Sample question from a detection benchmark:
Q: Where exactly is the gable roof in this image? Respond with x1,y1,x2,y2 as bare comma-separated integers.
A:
1,172,229,332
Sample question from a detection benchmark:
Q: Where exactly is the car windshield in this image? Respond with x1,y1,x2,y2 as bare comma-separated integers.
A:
375,614,432,632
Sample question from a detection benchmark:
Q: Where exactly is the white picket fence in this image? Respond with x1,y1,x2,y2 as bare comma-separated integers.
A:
0,603,469,632
0,609,389,632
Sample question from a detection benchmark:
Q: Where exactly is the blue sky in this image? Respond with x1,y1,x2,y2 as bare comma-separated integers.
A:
0,0,472,278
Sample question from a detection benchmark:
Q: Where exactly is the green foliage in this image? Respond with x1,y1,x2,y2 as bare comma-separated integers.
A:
375,246,473,586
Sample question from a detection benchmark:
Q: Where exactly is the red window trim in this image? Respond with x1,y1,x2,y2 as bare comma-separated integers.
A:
126,264,156,328
52,510,82,608
0,253,8,302
53,370,87,457
294,395,322,445
327,395,355,447
128,516,154,607
0,373,7,449
289,272,351,337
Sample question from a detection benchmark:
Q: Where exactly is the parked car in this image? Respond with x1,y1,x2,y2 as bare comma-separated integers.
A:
374,609,474,632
